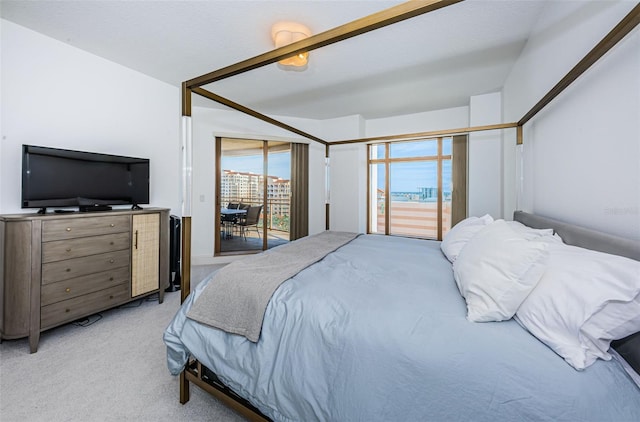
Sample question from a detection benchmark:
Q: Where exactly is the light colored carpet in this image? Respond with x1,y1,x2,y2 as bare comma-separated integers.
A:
0,265,247,422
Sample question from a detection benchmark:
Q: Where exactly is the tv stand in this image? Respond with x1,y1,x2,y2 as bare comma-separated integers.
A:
0,208,170,352
79,204,112,212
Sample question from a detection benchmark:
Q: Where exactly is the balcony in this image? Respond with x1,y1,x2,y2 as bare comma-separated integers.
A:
374,200,451,239
220,197,290,253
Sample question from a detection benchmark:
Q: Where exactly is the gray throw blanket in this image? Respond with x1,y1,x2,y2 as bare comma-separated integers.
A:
186,231,359,342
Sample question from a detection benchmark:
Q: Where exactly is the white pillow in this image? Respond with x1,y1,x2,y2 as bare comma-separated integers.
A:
453,220,549,322
516,239,640,370
440,214,493,262
505,220,555,239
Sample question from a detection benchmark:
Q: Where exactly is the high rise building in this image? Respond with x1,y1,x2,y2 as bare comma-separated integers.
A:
221,169,290,218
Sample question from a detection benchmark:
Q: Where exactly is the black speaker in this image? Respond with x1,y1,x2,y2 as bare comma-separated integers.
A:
166,215,181,292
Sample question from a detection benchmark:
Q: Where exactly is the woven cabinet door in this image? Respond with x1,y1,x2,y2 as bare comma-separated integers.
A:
131,213,160,297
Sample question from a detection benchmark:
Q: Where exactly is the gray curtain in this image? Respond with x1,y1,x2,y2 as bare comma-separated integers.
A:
451,135,468,227
290,143,309,240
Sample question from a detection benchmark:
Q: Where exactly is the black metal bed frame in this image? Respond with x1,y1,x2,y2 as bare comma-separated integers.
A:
180,359,272,422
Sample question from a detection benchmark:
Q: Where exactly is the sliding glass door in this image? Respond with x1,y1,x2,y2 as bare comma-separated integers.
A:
265,142,292,245
216,138,291,255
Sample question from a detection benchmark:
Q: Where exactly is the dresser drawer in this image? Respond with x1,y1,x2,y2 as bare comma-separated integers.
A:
42,249,130,284
42,215,130,242
42,232,130,263
41,266,130,306
41,283,130,329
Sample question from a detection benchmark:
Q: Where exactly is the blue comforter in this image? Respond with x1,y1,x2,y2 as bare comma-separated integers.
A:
164,234,640,421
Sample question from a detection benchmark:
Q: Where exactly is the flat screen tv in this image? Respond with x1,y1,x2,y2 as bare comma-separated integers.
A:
22,144,150,213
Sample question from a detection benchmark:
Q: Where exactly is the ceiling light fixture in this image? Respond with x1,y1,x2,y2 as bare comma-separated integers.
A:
271,22,311,70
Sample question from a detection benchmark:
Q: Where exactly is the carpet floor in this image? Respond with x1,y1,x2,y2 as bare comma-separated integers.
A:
0,265,247,422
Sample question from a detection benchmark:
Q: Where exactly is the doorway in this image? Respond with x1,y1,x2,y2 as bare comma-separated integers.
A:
215,137,291,255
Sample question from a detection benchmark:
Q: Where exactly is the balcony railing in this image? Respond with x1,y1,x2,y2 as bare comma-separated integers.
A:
222,197,290,233
374,200,451,239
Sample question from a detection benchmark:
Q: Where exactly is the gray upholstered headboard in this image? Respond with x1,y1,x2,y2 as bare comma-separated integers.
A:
514,211,640,261
513,211,640,375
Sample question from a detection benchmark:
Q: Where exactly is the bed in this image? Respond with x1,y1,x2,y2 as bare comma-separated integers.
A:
164,211,640,421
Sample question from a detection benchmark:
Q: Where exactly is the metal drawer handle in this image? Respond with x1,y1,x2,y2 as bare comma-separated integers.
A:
110,223,115,227
66,268,71,272
135,230,138,249
65,288,71,293
109,259,115,264
66,227,72,232
109,295,114,299
109,277,114,281
65,308,70,313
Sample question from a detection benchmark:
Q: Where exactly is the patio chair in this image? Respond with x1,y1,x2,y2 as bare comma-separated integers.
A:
238,205,262,240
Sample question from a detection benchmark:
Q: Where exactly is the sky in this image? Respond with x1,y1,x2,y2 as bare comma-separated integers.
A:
375,138,453,192
381,161,452,192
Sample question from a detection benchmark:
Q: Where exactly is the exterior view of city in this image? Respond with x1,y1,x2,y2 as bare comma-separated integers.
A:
373,188,452,239
222,169,452,241
220,169,291,234
369,138,454,240
221,137,454,242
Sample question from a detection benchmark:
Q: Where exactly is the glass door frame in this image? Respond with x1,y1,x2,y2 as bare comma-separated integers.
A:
214,137,269,255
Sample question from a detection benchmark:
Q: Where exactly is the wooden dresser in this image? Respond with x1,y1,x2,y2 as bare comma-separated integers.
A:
0,208,169,352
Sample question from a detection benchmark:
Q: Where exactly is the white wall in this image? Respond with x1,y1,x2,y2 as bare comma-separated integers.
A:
366,106,469,137
1,20,181,215
321,115,366,232
329,143,367,233
503,2,640,239
0,21,328,262
468,92,504,219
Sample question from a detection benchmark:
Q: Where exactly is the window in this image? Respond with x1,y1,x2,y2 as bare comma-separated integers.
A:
368,136,466,241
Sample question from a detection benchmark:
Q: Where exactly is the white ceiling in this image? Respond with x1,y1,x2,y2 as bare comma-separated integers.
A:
1,0,547,120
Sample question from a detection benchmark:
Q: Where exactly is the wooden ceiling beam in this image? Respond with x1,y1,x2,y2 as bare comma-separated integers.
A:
185,0,464,89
